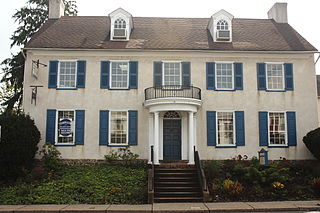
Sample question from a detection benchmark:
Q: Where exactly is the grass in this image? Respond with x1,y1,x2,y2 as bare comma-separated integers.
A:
0,164,147,204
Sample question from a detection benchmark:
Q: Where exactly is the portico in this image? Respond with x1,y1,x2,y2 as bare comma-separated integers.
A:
144,86,202,164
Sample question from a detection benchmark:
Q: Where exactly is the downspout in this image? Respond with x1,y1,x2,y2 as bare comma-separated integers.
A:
315,52,320,65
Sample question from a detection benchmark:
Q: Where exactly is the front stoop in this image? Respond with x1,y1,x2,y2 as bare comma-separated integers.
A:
154,164,203,203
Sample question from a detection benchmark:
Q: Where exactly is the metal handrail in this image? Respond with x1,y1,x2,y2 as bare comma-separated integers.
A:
147,145,154,203
194,146,208,194
145,85,201,101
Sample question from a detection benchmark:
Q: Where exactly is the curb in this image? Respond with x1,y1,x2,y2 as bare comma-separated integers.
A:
0,201,320,213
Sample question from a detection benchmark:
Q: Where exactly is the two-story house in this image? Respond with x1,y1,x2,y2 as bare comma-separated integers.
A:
23,0,318,164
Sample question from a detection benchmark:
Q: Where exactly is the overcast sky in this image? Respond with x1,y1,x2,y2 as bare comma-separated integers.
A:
0,0,319,73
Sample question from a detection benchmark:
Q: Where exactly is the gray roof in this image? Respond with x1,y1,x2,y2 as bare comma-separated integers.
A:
26,16,317,51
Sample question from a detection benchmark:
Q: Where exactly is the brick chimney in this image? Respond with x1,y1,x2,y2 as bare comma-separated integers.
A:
268,2,288,23
49,0,65,19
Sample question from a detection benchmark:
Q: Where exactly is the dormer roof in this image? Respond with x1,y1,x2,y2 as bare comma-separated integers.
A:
211,9,234,20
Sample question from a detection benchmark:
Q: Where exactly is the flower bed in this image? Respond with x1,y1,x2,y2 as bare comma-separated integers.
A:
203,157,320,201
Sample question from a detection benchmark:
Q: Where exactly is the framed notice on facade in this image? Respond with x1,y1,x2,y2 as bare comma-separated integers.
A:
59,118,72,137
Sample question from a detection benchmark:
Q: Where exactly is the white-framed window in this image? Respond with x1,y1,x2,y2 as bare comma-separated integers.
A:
56,110,75,145
268,112,287,146
114,18,126,29
110,61,129,89
216,62,234,90
109,111,128,145
163,62,181,87
217,20,229,30
216,111,235,146
58,61,77,88
266,63,285,90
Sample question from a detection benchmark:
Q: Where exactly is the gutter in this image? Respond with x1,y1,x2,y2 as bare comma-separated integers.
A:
22,47,318,54
315,52,320,65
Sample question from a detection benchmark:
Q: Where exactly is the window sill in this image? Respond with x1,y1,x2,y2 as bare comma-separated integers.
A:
108,88,130,90
54,143,76,146
267,145,289,148
107,144,129,147
214,89,236,92
56,88,77,90
265,89,286,92
215,145,237,148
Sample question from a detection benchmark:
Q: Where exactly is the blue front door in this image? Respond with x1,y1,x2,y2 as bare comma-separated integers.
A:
163,119,181,160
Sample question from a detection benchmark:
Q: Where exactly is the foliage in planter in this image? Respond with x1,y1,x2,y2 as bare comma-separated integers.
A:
303,127,320,160
104,147,139,165
0,112,40,181
204,158,318,201
0,164,147,204
39,144,63,172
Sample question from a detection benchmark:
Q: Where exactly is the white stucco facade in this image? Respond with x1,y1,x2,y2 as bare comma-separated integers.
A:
23,49,318,161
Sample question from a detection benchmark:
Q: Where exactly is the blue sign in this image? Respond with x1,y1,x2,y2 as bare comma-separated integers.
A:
59,118,72,137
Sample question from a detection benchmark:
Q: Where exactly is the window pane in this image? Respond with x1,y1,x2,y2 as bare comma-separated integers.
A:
266,64,284,90
57,110,74,144
163,62,181,86
217,112,234,145
216,63,233,89
110,111,127,144
111,62,129,88
59,61,76,88
269,112,286,145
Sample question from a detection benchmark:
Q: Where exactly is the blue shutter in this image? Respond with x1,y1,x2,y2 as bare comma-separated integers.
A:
207,111,216,146
235,111,245,146
128,110,138,145
75,110,85,145
101,61,110,89
257,63,266,90
99,110,109,145
154,61,162,88
234,63,243,90
48,61,58,88
284,63,294,91
129,61,138,89
259,112,268,146
182,62,191,88
46,109,56,144
287,111,297,146
206,62,215,90
77,61,86,88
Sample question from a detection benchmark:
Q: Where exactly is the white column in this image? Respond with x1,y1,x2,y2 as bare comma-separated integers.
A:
154,112,160,164
188,111,195,164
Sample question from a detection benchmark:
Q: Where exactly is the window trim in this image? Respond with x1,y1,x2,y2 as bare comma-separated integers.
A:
215,110,236,147
57,60,77,89
108,110,129,146
265,62,285,91
162,61,182,87
109,60,130,89
267,111,288,147
55,109,75,146
215,61,235,91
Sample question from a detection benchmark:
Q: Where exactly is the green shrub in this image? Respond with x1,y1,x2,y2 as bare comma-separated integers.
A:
303,127,320,160
39,144,63,172
104,147,139,165
204,161,222,181
0,112,40,181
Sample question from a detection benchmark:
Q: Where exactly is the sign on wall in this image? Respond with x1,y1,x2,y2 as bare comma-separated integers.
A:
59,118,72,137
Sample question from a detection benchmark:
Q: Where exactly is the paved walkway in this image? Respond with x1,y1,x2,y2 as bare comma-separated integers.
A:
1,201,320,213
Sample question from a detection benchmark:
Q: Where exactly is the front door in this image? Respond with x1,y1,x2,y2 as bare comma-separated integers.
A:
163,119,181,160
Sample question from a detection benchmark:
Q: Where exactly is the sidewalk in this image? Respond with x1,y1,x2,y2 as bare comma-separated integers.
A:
1,201,320,213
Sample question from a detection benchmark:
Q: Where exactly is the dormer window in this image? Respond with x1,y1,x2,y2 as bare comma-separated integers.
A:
216,19,230,41
208,9,233,42
109,8,133,41
113,18,127,39
217,20,228,30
